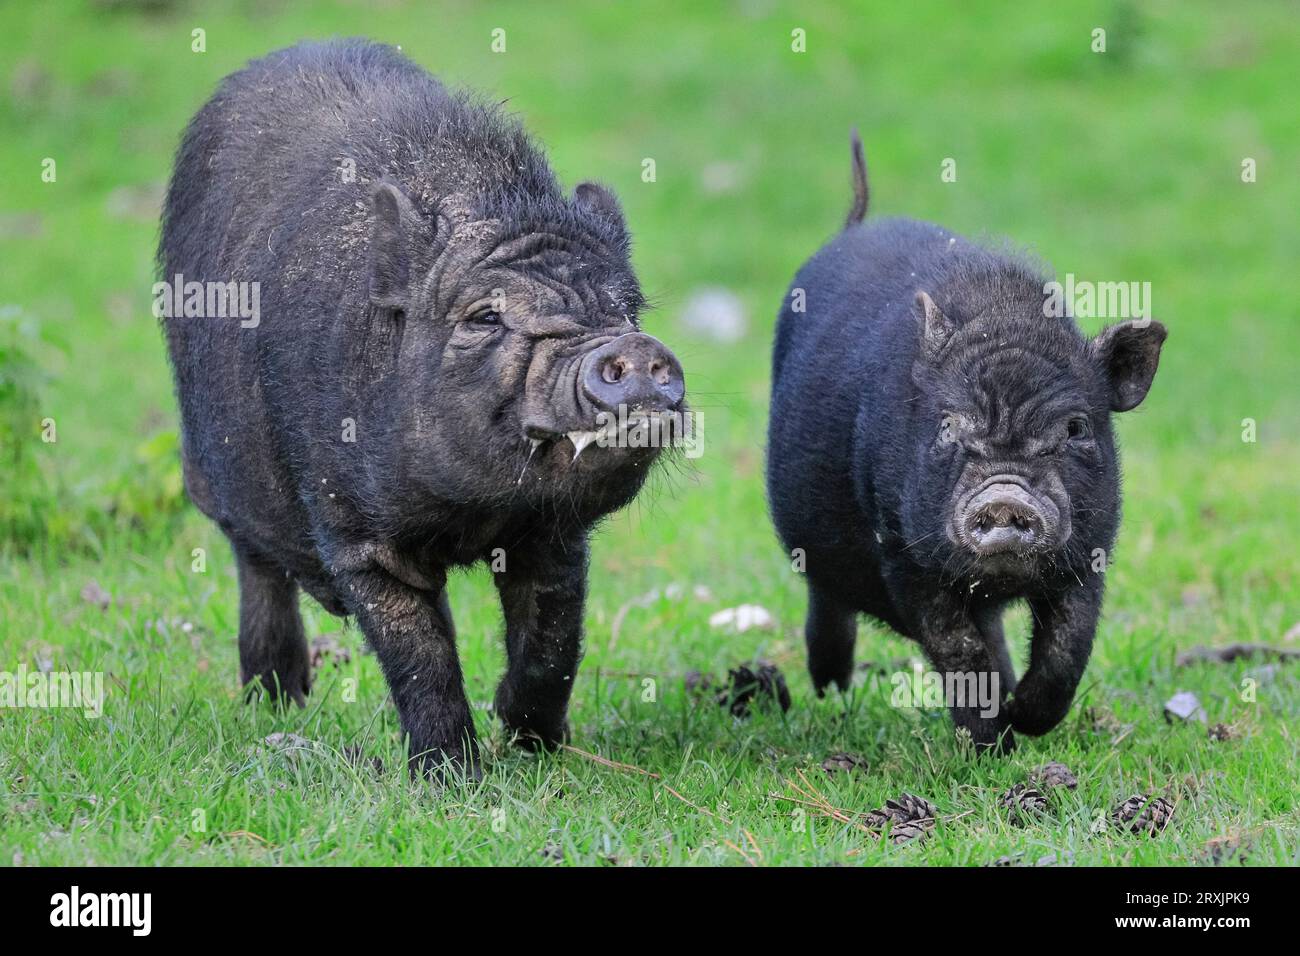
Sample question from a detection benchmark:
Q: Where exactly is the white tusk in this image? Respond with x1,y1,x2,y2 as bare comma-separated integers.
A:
518,438,545,485
567,431,599,460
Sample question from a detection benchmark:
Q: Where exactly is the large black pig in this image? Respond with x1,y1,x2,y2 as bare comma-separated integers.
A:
159,40,685,775
767,134,1165,751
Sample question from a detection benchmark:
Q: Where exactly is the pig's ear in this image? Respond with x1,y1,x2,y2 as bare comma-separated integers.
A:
574,181,627,234
369,181,427,311
1091,320,1168,412
915,291,956,361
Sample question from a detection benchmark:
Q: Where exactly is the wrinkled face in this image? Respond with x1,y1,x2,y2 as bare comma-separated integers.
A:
906,292,1166,586
929,350,1097,579
368,180,686,512
434,229,686,489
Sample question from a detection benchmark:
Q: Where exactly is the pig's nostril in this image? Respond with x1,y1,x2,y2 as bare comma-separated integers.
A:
602,360,625,385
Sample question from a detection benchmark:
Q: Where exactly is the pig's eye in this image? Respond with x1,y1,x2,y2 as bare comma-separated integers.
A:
1066,417,1092,441
938,413,961,445
467,307,502,329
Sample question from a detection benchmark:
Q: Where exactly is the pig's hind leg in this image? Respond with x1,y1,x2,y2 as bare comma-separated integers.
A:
234,547,311,707
805,583,858,695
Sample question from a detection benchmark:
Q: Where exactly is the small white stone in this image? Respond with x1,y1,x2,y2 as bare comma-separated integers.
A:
709,604,776,633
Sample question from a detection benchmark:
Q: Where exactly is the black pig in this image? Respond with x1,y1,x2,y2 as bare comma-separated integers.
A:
767,134,1165,751
159,40,686,775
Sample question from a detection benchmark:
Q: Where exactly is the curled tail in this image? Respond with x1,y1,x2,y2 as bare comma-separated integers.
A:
845,128,869,228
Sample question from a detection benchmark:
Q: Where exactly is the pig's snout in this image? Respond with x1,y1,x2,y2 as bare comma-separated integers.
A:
581,333,685,413
959,481,1059,556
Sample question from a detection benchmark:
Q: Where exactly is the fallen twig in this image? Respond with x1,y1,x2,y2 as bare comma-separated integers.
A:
560,744,661,778
1176,643,1300,666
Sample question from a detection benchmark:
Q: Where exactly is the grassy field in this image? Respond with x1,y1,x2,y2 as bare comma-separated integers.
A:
1,0,1297,866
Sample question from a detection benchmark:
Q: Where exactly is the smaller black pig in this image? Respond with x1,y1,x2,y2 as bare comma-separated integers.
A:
160,41,686,777
767,134,1166,751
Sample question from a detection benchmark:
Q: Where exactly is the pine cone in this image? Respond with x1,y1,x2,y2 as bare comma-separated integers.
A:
720,661,791,717
999,783,1048,825
683,670,714,696
1202,833,1251,865
821,752,867,775
884,792,939,823
310,634,351,670
1112,794,1175,835
885,821,929,845
982,850,1074,867
540,842,564,863
340,743,384,775
1085,707,1132,739
1032,761,1078,791
865,792,939,842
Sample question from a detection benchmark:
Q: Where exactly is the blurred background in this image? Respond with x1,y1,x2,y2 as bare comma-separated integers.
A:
1,0,1296,797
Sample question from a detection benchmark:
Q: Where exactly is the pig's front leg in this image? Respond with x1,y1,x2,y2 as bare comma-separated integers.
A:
1008,580,1102,736
334,550,477,777
911,599,1015,753
492,536,588,751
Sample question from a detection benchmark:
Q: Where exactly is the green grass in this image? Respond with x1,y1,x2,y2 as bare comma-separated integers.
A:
1,0,1297,865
